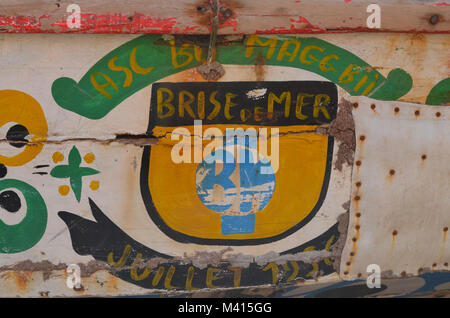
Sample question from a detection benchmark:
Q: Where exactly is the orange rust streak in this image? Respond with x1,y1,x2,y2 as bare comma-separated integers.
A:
344,189,361,276
13,272,32,293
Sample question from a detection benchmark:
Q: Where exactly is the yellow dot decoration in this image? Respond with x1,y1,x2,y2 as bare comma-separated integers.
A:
58,185,70,196
52,152,64,163
84,153,95,164
90,180,99,191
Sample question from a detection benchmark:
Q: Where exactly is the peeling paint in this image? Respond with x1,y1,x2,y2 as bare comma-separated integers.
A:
316,98,356,171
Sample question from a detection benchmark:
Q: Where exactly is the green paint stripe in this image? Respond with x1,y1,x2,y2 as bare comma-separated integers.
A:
52,35,414,120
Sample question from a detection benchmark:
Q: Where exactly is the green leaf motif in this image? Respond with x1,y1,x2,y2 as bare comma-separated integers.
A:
50,146,100,202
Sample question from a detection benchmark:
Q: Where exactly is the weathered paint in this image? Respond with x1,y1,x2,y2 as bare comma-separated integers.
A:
0,0,449,34
0,27,448,296
340,97,450,279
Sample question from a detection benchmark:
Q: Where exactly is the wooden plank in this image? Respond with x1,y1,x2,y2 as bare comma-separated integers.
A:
0,32,448,296
0,0,448,34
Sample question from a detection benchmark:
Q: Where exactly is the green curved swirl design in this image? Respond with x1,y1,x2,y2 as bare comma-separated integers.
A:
0,179,47,254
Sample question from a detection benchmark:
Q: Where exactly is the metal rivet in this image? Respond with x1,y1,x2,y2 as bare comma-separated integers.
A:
429,15,440,25
359,135,366,141
392,230,398,236
370,104,376,110
389,169,395,176
356,181,362,187
394,107,400,113
356,160,362,166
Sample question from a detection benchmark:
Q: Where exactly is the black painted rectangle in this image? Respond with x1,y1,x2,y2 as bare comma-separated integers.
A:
149,81,337,131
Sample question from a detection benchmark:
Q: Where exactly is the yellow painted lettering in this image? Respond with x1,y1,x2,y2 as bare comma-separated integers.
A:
197,91,205,119
353,75,368,92
157,88,175,119
304,246,319,278
245,35,278,60
338,64,361,84
324,235,335,266
179,90,196,119
206,267,222,289
313,94,331,119
361,73,379,96
295,93,313,120
152,266,165,287
277,40,301,62
300,45,324,65
130,46,154,75
170,40,194,69
263,262,279,284
268,91,291,119
224,93,238,120
228,266,242,288
130,253,151,281
164,265,177,289
107,244,131,268
319,54,339,73
90,72,118,99
107,57,133,87
254,106,265,121
207,91,221,120
240,108,251,122
185,266,200,291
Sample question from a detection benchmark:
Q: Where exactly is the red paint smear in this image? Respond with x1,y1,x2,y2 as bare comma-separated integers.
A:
0,13,449,34
52,13,178,33
220,17,238,32
0,14,51,33
345,0,352,3
434,2,450,6
0,13,186,34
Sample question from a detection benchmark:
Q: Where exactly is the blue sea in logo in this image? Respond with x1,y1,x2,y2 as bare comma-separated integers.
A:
195,138,276,234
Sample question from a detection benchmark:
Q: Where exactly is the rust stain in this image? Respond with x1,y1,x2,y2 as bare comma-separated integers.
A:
13,271,32,293
185,0,213,30
39,291,50,297
426,14,444,26
390,230,398,259
316,98,355,171
343,186,362,276
387,169,396,183
171,67,209,82
440,227,448,262
73,284,85,293
255,53,266,81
